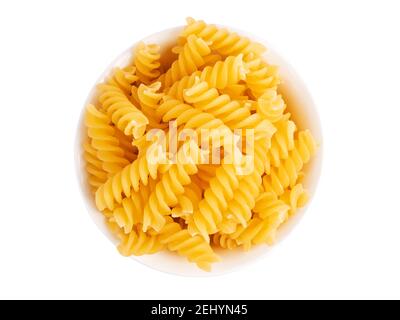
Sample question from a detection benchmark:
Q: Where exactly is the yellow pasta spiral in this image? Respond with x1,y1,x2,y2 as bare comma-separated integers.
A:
118,226,164,256
252,137,274,176
112,178,157,233
107,66,138,96
212,233,238,250
83,139,108,192
245,53,280,98
164,54,246,99
162,35,211,88
137,82,167,129
253,192,290,220
85,104,130,174
164,72,200,100
113,127,138,162
171,195,194,219
158,217,221,271
188,162,244,241
280,183,309,216
256,88,286,123
230,211,288,249
95,143,169,211
180,17,266,57
263,130,317,196
134,42,161,83
221,171,262,227
157,98,232,142
142,141,201,232
199,55,247,90
97,84,149,139
171,182,203,220
183,80,275,140
268,116,296,169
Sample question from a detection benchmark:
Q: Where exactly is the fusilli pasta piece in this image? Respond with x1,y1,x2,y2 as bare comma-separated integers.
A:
263,130,317,196
137,82,167,129
280,183,309,216
112,178,157,233
162,35,211,88
97,84,149,139
113,127,138,162
267,115,296,169
142,141,201,232
118,226,164,256
183,79,275,141
83,139,108,192
244,53,280,98
158,217,221,271
107,66,139,96
187,162,244,241
134,42,161,84
95,143,169,211
180,17,266,57
85,104,130,174
221,171,262,227
212,232,238,249
256,88,286,123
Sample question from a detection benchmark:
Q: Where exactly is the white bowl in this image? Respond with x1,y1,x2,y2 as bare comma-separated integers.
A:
75,26,323,276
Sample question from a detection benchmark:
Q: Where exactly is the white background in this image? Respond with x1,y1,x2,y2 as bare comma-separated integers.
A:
1,0,399,299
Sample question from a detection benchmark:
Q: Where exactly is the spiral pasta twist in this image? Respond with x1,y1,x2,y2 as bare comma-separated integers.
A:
171,195,194,219
263,130,317,196
256,88,286,123
218,137,274,230
212,233,238,249
244,53,280,98
183,80,275,141
199,55,247,90
164,72,200,100
187,162,244,240
171,182,203,220
280,183,309,216
118,226,164,256
164,54,247,100
157,99,232,141
226,171,262,225
113,127,138,162
252,137,274,176
112,178,157,233
108,66,138,96
142,141,201,232
85,104,130,175
97,84,149,139
253,192,290,220
83,139,108,192
180,17,266,57
229,211,288,249
95,143,169,211
137,82,166,129
134,42,161,83
268,116,296,169
154,99,239,160
158,217,221,271
162,35,211,88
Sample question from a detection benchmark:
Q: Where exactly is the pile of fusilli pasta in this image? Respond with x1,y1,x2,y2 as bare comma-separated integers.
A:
83,18,317,271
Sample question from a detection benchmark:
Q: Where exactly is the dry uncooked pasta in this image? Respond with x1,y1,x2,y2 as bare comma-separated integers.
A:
82,18,317,271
